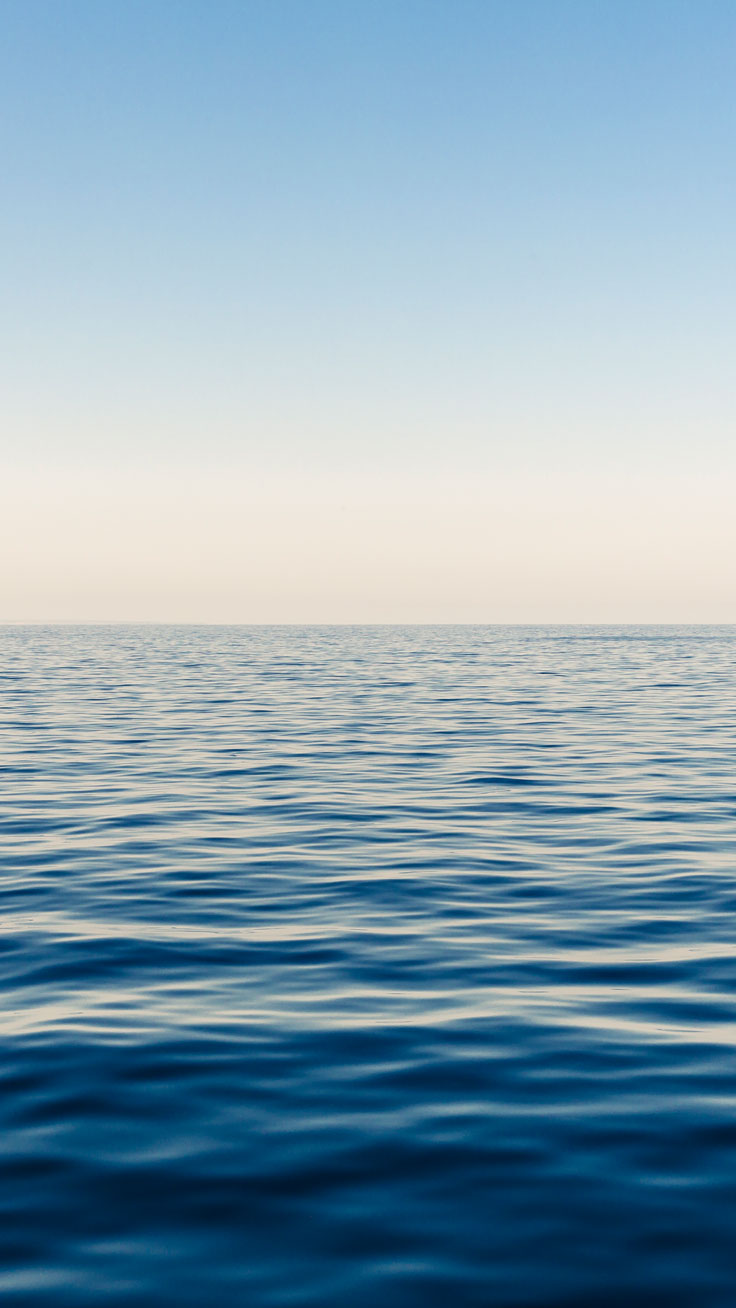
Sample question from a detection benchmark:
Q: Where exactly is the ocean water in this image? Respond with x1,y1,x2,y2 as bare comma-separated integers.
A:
2,624,736,1307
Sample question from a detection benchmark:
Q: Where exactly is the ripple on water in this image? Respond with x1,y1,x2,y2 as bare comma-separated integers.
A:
1,624,736,1306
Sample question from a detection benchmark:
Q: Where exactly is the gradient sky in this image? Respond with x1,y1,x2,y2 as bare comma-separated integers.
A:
2,0,734,621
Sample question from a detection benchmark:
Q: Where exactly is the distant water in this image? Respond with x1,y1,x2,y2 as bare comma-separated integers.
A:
2,625,736,1307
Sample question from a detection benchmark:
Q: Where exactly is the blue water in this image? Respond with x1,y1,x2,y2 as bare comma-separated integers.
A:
2,625,736,1306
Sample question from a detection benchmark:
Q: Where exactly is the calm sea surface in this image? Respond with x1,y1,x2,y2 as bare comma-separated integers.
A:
2,625,736,1306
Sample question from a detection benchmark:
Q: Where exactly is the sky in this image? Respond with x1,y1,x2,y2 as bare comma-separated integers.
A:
2,0,734,622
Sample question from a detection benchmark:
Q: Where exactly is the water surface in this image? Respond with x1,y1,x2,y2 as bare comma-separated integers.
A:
2,625,736,1305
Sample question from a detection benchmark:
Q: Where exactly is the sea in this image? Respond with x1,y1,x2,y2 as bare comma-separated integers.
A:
2,624,736,1307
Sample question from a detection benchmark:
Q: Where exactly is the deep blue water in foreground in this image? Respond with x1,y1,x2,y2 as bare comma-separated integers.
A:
2,625,736,1307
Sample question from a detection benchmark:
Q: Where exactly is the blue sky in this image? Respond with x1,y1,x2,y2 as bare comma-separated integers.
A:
2,1,734,620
